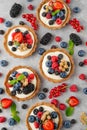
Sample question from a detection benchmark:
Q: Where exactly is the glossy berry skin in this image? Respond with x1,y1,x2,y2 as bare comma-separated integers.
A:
46,61,52,67
13,82,21,91
71,119,77,124
83,88,87,95
8,118,16,126
5,21,12,27
12,71,18,77
38,93,46,100
38,48,45,55
22,72,28,77
0,60,8,67
51,111,58,119
63,120,71,128
60,42,67,48
79,62,84,67
73,7,80,13
78,50,86,57
33,109,39,115
0,88,4,94
60,72,67,78
1,128,7,130
54,123,58,129
28,115,36,123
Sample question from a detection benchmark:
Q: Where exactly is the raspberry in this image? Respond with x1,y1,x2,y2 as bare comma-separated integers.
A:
59,103,66,110
79,74,86,80
34,121,39,128
37,112,43,118
83,59,87,65
66,0,71,4
28,5,34,10
70,84,78,92
52,62,58,69
55,36,61,42
29,74,34,79
0,17,4,23
46,13,52,19
56,18,62,25
51,99,59,107
51,56,58,62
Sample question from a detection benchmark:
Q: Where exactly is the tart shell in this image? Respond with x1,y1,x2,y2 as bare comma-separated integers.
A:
26,102,63,130
39,48,74,83
4,25,38,58
4,66,40,101
37,0,71,30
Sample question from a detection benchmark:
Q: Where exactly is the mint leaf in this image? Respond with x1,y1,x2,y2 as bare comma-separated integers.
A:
13,115,20,123
69,49,74,55
17,74,25,81
68,40,74,48
11,103,16,114
65,106,74,116
9,79,17,85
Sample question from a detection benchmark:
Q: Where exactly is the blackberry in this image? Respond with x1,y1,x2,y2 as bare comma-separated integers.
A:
70,33,82,46
40,33,52,45
22,83,35,94
10,3,22,18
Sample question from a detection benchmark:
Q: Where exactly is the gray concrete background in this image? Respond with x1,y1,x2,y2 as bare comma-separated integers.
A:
0,0,87,130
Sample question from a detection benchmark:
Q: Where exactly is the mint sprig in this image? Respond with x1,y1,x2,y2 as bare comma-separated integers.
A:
65,106,74,116
11,103,20,123
68,40,74,55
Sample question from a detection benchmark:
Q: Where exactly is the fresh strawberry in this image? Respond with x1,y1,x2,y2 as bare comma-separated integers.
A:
12,32,23,43
0,117,6,123
70,84,78,92
51,99,59,107
43,120,54,130
68,96,79,107
1,98,13,109
53,1,64,10
6,82,12,88
34,121,39,128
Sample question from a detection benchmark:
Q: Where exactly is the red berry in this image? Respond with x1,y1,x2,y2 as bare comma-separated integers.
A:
29,74,34,79
0,72,2,77
37,112,43,118
28,5,34,10
1,98,13,109
55,36,61,42
70,84,78,92
22,14,26,18
51,99,59,107
84,59,87,65
34,121,39,128
56,18,62,24
0,117,6,123
66,0,71,4
51,56,58,62
79,74,86,80
6,82,12,88
0,17,4,23
52,62,58,69
59,103,66,110
46,13,52,19
85,42,87,46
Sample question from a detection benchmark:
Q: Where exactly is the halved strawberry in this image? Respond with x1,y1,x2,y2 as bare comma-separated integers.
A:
53,1,64,10
1,98,13,109
6,82,12,88
43,120,54,130
68,96,79,107
12,32,23,43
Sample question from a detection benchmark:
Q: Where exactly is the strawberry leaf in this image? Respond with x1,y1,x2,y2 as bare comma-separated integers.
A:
65,106,74,116
13,115,20,123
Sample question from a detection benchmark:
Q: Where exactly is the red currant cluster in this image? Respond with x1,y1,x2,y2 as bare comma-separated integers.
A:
22,14,38,30
48,83,67,99
69,18,84,32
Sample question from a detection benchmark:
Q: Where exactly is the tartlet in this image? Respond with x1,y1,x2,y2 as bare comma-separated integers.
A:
4,25,38,58
4,66,40,101
39,48,74,83
37,0,71,29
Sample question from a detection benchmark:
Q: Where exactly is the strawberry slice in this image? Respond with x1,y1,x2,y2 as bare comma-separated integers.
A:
68,96,79,107
43,120,54,130
1,98,13,109
53,1,64,10
0,117,6,123
12,32,23,43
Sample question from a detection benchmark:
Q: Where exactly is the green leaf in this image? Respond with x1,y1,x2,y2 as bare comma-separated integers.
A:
17,74,25,81
69,49,74,55
9,79,17,85
65,106,74,116
11,103,16,114
13,115,20,123
68,40,74,48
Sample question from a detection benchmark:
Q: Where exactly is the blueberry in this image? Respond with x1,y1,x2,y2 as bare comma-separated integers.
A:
8,41,13,46
12,71,18,77
11,91,16,96
38,93,46,100
43,88,49,93
28,115,36,123
51,111,58,119
63,120,71,128
79,62,84,67
60,41,68,48
48,68,54,74
54,123,58,129
33,108,39,115
8,118,16,126
55,71,60,75
58,11,64,17
1,128,7,130
15,29,20,32
22,72,28,77
60,15,65,20
0,60,8,67
58,54,63,59
38,48,45,55
23,30,29,35
27,0,33,2
36,117,42,123
51,45,57,49
39,107,44,112
47,55,51,60
8,77,13,81
17,89,22,94
61,9,66,14
49,20,55,25
27,44,32,49
71,119,77,124
19,21,25,25
73,7,80,13
5,21,12,27
11,47,17,51
78,50,86,57
42,12,47,17
13,82,22,91
0,109,2,113
0,30,5,35
60,72,67,78
52,16,57,21
46,60,52,67
21,104,28,109
83,88,87,95
0,88,4,94
67,62,70,67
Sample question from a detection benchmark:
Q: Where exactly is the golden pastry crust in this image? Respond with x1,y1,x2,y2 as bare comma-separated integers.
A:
39,48,74,83
37,0,71,30
4,25,38,58
4,66,40,101
26,102,63,130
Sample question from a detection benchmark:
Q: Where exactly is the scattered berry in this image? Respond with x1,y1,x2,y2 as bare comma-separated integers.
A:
59,103,66,110
0,60,8,67
8,118,16,126
51,45,57,49
43,88,49,93
19,21,25,25
60,41,68,48
73,7,80,13
21,104,28,109
70,84,78,92
40,33,52,45
0,30,5,35
68,96,79,107
71,119,77,124
84,59,87,65
63,120,71,128
38,48,46,55
28,5,34,10
83,88,87,95
38,93,46,100
5,21,12,27
79,61,84,67
0,88,4,94
55,36,61,42
78,50,86,57
0,117,6,123
51,99,59,107
0,17,4,23
79,74,86,80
